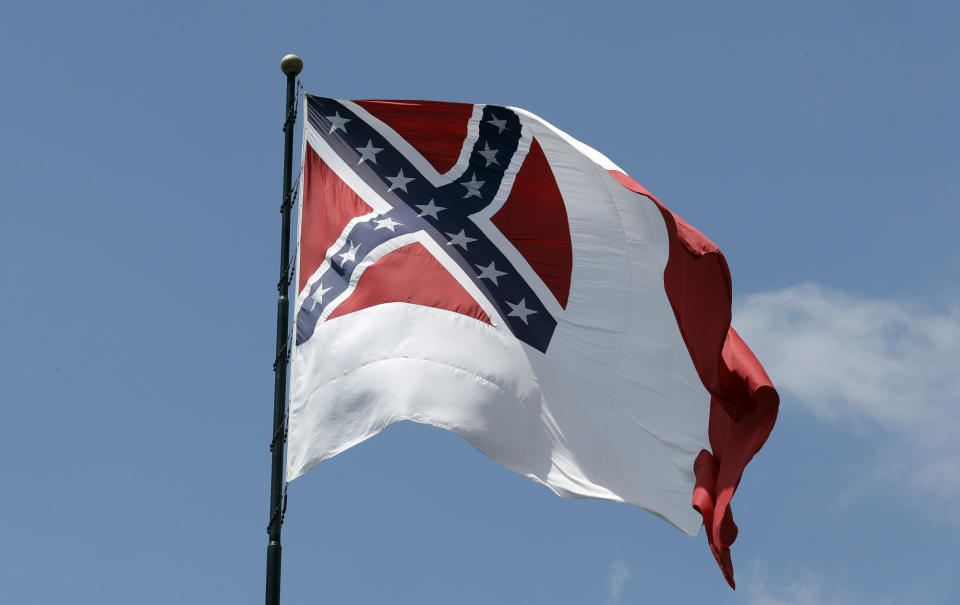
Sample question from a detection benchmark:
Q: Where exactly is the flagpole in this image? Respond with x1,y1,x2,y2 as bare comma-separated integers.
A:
266,52,302,605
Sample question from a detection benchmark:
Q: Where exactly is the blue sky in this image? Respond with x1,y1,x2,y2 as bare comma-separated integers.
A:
1,1,958,603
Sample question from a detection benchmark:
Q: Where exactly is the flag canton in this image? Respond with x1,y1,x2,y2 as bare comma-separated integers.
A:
297,95,558,353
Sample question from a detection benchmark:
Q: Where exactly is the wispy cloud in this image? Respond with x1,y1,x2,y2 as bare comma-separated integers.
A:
733,283,960,512
740,563,895,605
744,575,836,605
606,559,629,605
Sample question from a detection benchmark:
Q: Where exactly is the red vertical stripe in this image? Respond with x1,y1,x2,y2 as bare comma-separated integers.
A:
610,169,779,589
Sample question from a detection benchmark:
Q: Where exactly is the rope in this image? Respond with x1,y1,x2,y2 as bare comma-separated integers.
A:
266,483,289,534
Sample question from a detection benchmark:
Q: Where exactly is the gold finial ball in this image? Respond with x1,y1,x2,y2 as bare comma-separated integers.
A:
280,54,303,76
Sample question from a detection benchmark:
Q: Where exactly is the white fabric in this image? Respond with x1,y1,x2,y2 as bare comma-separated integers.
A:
288,107,712,535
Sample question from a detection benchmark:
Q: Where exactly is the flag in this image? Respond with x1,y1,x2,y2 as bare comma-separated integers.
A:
287,94,779,588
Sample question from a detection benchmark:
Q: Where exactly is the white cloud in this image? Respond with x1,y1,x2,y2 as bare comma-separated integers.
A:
744,576,837,605
733,283,960,509
740,563,894,605
606,559,629,605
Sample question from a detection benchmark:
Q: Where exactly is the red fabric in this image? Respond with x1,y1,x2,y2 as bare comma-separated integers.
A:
491,138,573,308
354,99,474,174
327,242,491,324
299,147,373,293
609,170,779,589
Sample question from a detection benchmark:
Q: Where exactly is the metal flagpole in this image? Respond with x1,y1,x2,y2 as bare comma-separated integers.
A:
265,52,302,605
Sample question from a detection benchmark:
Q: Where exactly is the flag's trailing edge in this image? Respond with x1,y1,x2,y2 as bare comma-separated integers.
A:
610,170,779,588
288,95,779,588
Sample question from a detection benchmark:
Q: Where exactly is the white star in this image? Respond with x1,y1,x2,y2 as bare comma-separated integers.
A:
355,139,383,164
445,229,477,250
475,261,507,285
326,111,350,134
374,217,403,232
338,240,361,264
386,169,415,193
487,115,508,133
478,141,500,167
461,173,485,199
311,283,332,304
506,298,537,324
415,199,445,219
